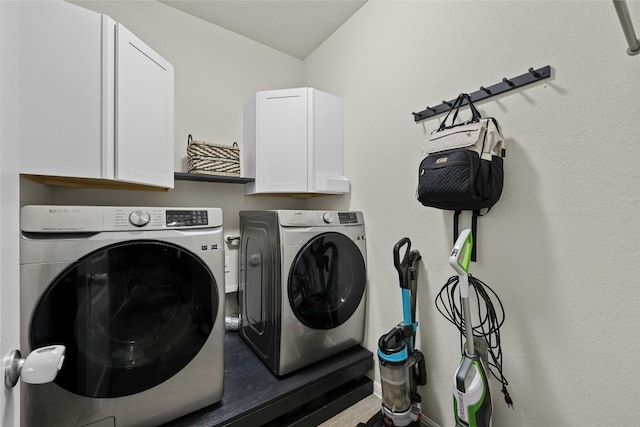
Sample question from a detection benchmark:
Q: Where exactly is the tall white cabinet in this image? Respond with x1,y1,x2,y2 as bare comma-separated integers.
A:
243,87,350,195
19,1,174,189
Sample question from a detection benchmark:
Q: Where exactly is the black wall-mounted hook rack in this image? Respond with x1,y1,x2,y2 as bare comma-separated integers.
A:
412,65,551,122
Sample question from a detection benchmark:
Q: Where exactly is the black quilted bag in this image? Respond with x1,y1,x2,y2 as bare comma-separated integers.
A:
416,94,506,260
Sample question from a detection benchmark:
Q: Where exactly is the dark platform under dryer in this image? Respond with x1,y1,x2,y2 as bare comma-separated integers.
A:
163,331,374,427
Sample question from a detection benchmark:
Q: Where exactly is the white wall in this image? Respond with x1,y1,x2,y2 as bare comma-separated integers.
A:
1,2,22,425
303,1,640,426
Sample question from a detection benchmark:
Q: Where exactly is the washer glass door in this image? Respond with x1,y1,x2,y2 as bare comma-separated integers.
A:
30,240,218,398
288,232,366,330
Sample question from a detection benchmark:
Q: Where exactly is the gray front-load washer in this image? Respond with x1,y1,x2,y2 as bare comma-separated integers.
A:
20,206,225,427
239,210,367,376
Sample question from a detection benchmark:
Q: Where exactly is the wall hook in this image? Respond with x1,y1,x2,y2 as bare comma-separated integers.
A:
502,77,516,87
443,100,452,107
427,106,436,113
528,67,542,78
480,86,492,95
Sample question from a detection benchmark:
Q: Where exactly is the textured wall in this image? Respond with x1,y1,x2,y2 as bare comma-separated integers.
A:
303,1,640,426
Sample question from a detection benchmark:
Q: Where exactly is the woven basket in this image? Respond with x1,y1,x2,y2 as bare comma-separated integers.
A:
187,134,240,177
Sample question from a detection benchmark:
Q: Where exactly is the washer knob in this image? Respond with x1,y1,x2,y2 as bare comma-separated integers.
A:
129,210,150,227
322,212,333,224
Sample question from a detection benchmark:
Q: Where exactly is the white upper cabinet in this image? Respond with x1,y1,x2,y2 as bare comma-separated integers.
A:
243,87,350,195
19,1,174,189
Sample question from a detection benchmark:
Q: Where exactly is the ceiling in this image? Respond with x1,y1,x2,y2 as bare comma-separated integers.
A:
160,0,367,59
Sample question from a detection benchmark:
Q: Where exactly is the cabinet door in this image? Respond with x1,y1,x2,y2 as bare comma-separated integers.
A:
19,1,105,179
257,88,308,192
115,23,174,188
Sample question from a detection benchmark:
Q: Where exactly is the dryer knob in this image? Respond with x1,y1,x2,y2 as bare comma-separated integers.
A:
129,210,150,227
322,212,333,224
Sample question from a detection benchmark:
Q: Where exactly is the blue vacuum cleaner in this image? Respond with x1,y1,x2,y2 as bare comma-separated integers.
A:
372,238,426,427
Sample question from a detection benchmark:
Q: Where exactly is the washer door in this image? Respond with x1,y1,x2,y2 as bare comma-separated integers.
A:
30,240,218,398
288,232,366,330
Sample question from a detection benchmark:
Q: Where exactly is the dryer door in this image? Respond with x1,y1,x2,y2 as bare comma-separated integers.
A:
29,240,218,398
288,232,366,330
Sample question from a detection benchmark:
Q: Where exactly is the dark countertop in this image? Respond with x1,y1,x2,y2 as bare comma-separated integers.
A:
163,331,373,427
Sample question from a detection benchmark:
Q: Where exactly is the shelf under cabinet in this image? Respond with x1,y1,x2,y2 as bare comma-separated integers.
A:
174,172,254,184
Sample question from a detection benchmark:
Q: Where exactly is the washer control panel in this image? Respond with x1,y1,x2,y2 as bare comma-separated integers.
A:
166,209,209,227
20,206,223,232
338,212,359,224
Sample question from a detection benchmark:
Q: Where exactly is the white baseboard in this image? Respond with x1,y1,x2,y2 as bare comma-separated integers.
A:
420,414,441,427
372,380,382,398
371,379,442,427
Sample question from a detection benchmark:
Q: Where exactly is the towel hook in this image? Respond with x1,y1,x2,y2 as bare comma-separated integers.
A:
502,77,516,88
528,67,542,78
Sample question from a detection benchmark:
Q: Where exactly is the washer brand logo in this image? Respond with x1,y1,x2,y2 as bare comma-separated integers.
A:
48,208,80,214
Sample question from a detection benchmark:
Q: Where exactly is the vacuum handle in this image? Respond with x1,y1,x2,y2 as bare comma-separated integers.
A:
449,229,472,276
412,350,427,386
450,229,472,299
394,237,411,289
455,355,475,393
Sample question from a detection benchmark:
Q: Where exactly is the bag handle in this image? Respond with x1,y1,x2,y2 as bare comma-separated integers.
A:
438,94,466,130
438,93,482,131
452,93,481,125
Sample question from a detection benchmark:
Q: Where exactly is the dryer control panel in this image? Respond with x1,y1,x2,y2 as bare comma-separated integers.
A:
278,210,363,227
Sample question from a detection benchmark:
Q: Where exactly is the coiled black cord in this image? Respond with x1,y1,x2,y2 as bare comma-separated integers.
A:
435,274,514,408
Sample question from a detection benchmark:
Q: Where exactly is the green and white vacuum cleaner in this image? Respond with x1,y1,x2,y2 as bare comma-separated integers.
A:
376,238,426,427
448,229,492,427
438,229,514,427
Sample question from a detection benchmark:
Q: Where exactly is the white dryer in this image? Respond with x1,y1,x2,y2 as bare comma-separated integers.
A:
20,206,225,427
239,210,367,376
